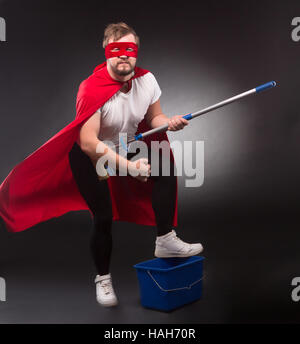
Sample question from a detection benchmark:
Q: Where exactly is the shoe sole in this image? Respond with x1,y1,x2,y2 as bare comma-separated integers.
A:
97,299,118,307
154,247,203,258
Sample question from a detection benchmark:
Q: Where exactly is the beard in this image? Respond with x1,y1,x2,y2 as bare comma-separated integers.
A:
112,60,135,76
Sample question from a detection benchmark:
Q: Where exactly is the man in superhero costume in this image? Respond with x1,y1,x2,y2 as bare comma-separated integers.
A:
0,22,203,307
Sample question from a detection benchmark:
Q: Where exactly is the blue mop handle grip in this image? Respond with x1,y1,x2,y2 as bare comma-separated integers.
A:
182,113,193,120
255,81,277,93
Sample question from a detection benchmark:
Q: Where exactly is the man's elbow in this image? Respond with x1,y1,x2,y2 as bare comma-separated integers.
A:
79,137,107,160
145,114,154,128
79,139,94,157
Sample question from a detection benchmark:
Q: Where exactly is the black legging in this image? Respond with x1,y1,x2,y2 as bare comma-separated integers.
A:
68,141,177,275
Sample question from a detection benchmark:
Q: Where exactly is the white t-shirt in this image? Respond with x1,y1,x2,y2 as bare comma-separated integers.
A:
97,72,161,149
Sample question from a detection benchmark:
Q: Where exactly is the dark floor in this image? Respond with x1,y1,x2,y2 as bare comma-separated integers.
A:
0,206,300,324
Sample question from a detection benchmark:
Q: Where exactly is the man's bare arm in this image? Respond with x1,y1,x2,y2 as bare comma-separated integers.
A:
145,99,189,131
78,111,150,181
145,99,169,128
78,111,130,172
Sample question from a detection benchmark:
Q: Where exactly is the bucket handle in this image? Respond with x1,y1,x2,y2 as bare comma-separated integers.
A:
147,270,203,292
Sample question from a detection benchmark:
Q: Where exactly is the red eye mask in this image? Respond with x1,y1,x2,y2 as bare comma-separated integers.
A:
105,42,138,59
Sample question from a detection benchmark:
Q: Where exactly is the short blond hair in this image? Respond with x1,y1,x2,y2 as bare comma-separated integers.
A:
102,22,140,49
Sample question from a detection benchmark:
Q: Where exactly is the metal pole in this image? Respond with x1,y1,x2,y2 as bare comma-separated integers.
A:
129,81,277,144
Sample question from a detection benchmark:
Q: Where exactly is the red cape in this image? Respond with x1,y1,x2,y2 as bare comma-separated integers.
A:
0,62,178,233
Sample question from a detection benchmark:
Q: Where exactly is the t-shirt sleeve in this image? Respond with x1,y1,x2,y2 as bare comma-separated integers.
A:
148,72,162,105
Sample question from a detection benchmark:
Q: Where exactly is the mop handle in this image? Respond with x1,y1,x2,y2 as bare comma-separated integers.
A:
131,81,277,143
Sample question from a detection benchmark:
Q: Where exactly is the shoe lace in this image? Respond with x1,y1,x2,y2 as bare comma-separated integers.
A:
173,231,194,251
171,234,187,248
100,280,113,295
172,235,181,242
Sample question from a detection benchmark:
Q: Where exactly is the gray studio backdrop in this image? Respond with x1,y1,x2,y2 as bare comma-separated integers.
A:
0,0,299,323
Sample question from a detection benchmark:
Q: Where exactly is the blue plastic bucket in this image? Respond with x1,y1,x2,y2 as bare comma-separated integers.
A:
133,256,204,311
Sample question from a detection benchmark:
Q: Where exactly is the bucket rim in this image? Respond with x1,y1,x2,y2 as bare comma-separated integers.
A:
133,256,205,272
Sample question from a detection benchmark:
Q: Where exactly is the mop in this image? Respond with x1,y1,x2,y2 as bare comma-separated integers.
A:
102,81,277,178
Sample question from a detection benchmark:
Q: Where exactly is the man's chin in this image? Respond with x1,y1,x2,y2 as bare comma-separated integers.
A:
115,67,134,76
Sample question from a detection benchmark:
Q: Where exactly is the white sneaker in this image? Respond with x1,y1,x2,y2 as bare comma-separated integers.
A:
95,273,118,307
154,230,203,258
